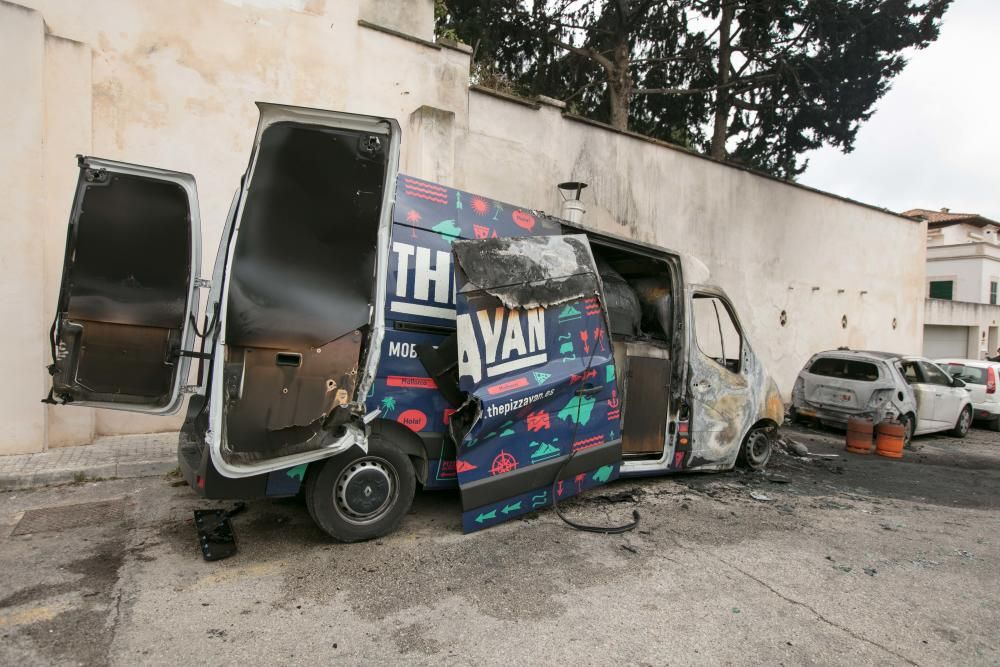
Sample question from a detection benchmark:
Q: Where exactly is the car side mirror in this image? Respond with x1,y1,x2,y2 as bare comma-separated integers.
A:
952,378,966,388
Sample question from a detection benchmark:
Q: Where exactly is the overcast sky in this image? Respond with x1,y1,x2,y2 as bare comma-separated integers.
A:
799,0,998,219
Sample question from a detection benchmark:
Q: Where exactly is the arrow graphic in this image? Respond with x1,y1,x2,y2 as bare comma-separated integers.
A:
475,509,497,524
501,501,522,515
592,465,614,483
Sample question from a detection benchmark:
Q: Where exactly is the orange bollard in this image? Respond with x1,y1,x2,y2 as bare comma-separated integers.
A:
846,417,874,454
875,421,905,459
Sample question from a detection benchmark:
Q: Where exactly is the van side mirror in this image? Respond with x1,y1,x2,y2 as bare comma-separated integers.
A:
952,377,966,388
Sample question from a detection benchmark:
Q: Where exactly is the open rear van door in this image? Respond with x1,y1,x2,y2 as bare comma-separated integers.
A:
46,157,201,414
450,235,622,532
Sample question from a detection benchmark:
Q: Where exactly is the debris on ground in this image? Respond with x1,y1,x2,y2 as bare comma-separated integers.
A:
750,491,773,501
781,436,812,457
778,435,839,459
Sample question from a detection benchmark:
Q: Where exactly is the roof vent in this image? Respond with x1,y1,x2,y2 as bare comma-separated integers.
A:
940,207,950,213
557,181,588,224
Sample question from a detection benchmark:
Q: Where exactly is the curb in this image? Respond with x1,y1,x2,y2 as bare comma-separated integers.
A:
0,458,175,492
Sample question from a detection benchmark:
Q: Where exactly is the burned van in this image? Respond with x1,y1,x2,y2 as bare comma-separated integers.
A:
46,103,784,541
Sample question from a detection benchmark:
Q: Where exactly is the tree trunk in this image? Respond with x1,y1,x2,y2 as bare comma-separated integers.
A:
607,39,632,131
711,1,734,159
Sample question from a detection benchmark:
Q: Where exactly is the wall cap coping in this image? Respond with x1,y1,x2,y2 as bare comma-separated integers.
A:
357,18,440,51
536,95,566,109
437,36,473,54
924,297,1000,310
469,84,540,110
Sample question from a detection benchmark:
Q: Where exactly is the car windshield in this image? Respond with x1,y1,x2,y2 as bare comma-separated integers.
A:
808,357,879,381
944,364,987,385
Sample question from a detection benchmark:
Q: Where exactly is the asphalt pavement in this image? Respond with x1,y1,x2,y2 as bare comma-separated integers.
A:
1,423,998,665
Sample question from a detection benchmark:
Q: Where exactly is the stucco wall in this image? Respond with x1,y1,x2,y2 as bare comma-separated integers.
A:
0,0,925,454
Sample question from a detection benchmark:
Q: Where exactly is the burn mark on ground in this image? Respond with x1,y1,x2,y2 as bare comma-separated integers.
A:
1,533,127,666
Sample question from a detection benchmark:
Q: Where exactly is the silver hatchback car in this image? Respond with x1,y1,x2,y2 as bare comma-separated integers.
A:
790,350,973,444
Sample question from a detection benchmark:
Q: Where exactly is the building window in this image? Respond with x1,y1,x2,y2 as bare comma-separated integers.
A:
929,280,953,300
991,281,997,305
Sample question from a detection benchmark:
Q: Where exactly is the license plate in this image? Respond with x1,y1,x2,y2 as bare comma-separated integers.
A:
816,387,857,407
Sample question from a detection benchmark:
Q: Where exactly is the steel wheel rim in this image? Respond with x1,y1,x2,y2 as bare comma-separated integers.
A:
334,457,398,526
959,408,971,433
747,430,770,466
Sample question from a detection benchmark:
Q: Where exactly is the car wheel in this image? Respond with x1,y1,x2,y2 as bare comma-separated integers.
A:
950,405,972,438
737,427,773,471
305,434,416,542
991,416,1000,432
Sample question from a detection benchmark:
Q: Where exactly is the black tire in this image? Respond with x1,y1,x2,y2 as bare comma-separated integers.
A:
900,414,915,449
950,405,972,438
992,416,1000,433
305,433,416,542
737,427,773,471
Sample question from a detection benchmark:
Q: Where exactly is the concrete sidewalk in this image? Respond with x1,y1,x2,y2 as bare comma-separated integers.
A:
0,432,177,491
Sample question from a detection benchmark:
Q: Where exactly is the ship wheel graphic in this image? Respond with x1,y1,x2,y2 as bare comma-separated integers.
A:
490,450,518,476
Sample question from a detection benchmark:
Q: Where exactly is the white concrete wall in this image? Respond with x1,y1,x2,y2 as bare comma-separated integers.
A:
43,33,96,447
0,2,47,454
0,0,926,453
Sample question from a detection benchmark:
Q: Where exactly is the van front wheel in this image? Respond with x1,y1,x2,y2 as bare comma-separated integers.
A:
737,427,773,471
305,434,416,542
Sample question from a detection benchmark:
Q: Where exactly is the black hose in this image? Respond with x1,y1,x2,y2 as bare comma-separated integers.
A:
549,291,639,534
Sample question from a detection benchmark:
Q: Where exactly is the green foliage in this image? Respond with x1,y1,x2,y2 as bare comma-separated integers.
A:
436,0,952,178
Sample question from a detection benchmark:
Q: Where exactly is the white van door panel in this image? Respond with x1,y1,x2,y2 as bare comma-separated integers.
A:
207,103,400,478
46,156,201,415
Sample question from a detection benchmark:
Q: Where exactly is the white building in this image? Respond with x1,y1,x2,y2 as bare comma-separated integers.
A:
908,208,1000,359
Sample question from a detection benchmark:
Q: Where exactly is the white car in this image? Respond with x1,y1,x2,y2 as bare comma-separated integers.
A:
936,359,1000,431
791,350,974,445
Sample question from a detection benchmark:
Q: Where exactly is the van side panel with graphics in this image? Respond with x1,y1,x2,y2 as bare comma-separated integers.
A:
46,104,782,541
